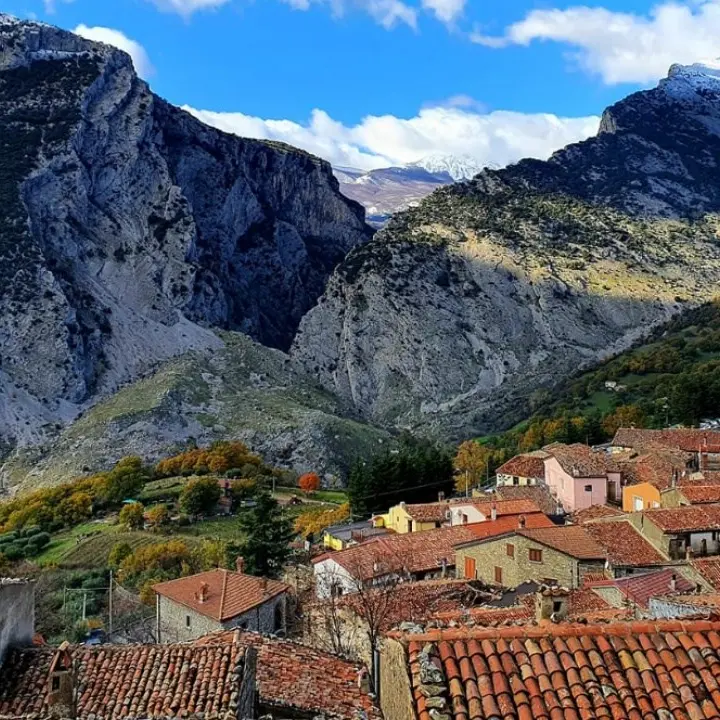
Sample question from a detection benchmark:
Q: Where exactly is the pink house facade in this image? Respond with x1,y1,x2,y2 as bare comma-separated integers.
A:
543,453,609,512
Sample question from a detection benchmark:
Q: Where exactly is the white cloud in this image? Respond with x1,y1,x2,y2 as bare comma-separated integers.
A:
183,103,599,172
146,0,230,18
471,1,720,85
281,0,418,29
421,0,464,24
74,25,155,79
44,0,56,13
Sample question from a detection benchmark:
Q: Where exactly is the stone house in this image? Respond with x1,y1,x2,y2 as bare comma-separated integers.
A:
629,505,720,560
372,501,446,534
153,565,290,643
454,525,606,588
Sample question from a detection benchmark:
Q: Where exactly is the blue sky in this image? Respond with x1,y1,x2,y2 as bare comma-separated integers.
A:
9,0,720,169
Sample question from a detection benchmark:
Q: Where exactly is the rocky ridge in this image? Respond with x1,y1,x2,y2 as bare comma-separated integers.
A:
291,64,720,439
0,16,371,455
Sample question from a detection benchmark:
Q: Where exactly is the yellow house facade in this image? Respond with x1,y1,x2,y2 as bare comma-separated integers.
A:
373,501,445,534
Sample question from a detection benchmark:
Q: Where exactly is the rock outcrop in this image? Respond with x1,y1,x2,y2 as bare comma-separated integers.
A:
0,15,371,452
292,63,720,439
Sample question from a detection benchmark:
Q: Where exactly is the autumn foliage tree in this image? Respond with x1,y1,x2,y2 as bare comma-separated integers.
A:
298,472,321,495
294,503,350,540
453,441,490,495
178,477,222,516
156,441,264,478
119,502,145,530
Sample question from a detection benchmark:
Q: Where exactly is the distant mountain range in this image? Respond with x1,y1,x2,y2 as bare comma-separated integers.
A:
335,155,484,226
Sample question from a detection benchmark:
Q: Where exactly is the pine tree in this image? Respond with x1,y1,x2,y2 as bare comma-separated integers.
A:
238,492,294,578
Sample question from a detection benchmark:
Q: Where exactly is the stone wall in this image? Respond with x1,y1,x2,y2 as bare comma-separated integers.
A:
157,593,287,643
0,579,35,664
455,535,603,588
238,646,257,720
379,638,415,720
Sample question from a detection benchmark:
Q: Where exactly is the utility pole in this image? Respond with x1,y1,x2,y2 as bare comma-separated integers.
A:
108,571,113,640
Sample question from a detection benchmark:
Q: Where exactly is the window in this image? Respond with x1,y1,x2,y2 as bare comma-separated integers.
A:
494,566,503,584
633,496,643,512
512,476,519,486
553,601,563,613
185,615,191,628
506,543,515,558
407,520,413,533
584,484,593,492
529,548,543,563
51,676,61,692
464,556,477,579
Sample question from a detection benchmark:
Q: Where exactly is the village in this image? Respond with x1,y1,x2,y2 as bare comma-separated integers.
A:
3,426,720,718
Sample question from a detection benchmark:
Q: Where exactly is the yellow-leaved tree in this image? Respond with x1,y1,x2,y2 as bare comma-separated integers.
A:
453,441,490,496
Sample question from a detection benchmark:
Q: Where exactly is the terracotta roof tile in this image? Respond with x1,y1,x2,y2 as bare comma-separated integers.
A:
455,513,555,546
0,642,247,720
544,443,610,477
313,524,498,580
494,485,561,516
404,498,541,523
152,569,288,622
676,485,720,504
691,557,720,591
516,526,606,559
642,504,720,533
613,428,720,453
195,631,379,719
583,519,669,566
586,569,695,608
571,504,626,524
496,452,549,480
401,619,720,720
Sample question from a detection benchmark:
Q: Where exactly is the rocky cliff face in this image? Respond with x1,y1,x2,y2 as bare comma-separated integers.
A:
0,16,371,451
292,63,720,439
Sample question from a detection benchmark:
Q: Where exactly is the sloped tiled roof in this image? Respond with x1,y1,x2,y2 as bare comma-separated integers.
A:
583,519,669,566
403,502,449,523
0,642,247,720
613,427,720,453
571,504,626,524
517,526,606,559
495,451,549,480
544,443,610,477
404,498,541,523
454,513,555,547
586,568,695,609
195,630,380,719
676,485,720,504
313,524,483,580
493,485,560,515
153,569,288,621
691,557,720,590
642,504,720,533
401,619,720,720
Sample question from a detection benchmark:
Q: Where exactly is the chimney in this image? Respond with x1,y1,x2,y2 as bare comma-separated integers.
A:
261,577,269,597
235,556,245,574
518,514,526,529
490,502,497,522
47,642,74,715
440,557,448,578
535,586,570,623
686,545,693,560
438,491,445,502
399,501,406,509
670,573,677,592
672,469,678,488
197,582,210,603
572,466,579,477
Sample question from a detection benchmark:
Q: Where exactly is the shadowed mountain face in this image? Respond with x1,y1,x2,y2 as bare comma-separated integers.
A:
0,16,371,450
292,63,720,439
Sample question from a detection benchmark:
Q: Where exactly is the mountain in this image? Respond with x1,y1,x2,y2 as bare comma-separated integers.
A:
335,155,485,227
0,16,371,459
335,164,454,227
408,154,485,181
292,62,720,440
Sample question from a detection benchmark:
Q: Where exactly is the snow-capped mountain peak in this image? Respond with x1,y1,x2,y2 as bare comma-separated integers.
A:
408,154,484,181
663,60,720,100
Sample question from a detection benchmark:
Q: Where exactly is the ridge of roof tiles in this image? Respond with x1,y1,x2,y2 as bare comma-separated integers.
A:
675,484,720,504
641,504,720,532
403,619,720,720
0,642,247,720
613,427,720,452
152,568,288,621
543,443,611,477
691,557,720,590
570,504,626,524
585,568,695,609
495,453,548,480
404,498,542,523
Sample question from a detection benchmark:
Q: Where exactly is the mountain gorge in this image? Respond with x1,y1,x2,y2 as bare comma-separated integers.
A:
291,63,720,439
3,15,720,490
0,16,370,458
